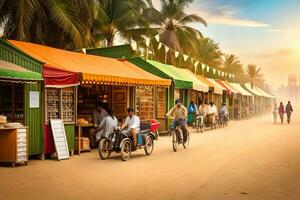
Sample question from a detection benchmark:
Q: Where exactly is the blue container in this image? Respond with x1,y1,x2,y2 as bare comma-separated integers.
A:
137,134,144,145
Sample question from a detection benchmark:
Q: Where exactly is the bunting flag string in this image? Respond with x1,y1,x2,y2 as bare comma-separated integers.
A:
132,34,235,79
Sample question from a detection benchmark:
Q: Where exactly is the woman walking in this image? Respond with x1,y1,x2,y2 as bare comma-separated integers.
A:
272,103,278,123
278,102,285,124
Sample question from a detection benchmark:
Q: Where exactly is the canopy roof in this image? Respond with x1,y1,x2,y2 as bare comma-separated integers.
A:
255,87,276,98
145,59,209,91
227,82,253,96
206,78,225,95
217,80,236,95
243,83,265,96
9,40,170,87
178,69,209,92
144,59,193,89
0,60,42,82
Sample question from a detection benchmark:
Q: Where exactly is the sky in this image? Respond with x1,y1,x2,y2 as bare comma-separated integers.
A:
153,0,300,90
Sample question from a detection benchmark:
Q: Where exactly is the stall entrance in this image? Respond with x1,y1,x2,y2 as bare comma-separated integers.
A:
78,85,128,123
0,82,24,123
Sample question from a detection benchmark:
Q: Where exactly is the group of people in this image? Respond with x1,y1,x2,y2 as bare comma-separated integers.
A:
188,100,229,125
91,103,141,148
273,101,294,124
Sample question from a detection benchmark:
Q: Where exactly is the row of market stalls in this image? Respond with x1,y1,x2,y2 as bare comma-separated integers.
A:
0,39,275,160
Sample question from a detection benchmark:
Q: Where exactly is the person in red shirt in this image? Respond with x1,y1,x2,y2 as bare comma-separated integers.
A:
278,102,285,124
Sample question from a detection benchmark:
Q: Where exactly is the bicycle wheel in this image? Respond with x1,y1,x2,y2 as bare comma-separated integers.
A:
172,130,179,152
144,135,154,155
98,138,112,160
183,131,190,149
121,140,131,161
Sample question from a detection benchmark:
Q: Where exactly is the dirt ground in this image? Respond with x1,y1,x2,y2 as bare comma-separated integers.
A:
1,105,300,200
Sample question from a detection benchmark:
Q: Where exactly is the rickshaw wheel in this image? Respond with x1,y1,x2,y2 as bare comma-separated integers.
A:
121,140,131,161
144,135,154,155
98,138,112,160
172,130,179,152
183,131,190,149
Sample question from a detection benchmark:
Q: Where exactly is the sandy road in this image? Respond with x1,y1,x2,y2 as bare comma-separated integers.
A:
1,106,300,200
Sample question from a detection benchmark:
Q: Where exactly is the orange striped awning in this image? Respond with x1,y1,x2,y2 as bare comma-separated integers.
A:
8,40,171,87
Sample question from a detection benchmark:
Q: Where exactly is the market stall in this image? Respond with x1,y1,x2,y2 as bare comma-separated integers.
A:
128,58,193,131
0,39,44,158
9,40,170,154
0,60,43,166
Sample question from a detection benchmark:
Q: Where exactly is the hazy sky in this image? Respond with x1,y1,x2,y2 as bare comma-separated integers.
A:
153,0,300,89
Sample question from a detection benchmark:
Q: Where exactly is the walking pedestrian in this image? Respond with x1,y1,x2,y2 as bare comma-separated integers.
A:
272,103,278,123
278,102,285,124
285,101,293,124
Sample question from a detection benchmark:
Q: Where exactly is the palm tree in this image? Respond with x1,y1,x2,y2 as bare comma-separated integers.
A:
0,0,96,49
247,64,264,88
92,0,149,47
143,0,207,64
197,37,223,69
223,54,246,82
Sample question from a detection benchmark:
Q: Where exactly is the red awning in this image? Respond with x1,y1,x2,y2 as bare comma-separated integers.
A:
217,80,232,95
43,64,78,86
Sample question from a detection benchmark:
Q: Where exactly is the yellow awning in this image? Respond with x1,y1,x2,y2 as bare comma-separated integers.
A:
9,40,171,87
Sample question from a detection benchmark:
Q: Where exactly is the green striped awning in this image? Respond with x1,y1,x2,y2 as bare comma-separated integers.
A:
0,60,42,82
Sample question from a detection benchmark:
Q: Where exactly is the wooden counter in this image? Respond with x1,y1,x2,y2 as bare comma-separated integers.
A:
0,127,28,167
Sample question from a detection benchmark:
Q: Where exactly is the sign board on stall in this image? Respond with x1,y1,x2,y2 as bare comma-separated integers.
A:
50,119,69,160
29,91,39,108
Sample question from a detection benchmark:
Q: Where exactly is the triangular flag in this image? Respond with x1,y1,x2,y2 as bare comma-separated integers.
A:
213,69,216,74
225,72,228,77
221,72,224,77
82,48,86,54
218,71,221,76
164,46,169,53
206,66,210,72
183,54,189,61
175,51,179,58
158,42,162,50
202,64,206,70
155,35,160,42
131,40,137,51
145,38,150,47
191,58,194,63
194,61,199,67
232,74,235,78
229,74,232,78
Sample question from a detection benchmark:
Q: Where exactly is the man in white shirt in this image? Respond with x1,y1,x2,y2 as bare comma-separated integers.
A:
121,108,140,148
207,102,218,124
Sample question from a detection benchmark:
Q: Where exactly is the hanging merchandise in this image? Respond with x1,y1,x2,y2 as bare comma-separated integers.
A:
175,51,179,58
158,42,162,50
183,54,189,61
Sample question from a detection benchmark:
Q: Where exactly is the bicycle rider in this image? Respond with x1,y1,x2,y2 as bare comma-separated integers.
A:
166,99,188,142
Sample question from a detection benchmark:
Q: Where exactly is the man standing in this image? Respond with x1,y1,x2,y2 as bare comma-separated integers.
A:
121,108,140,149
285,101,293,124
90,103,108,147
